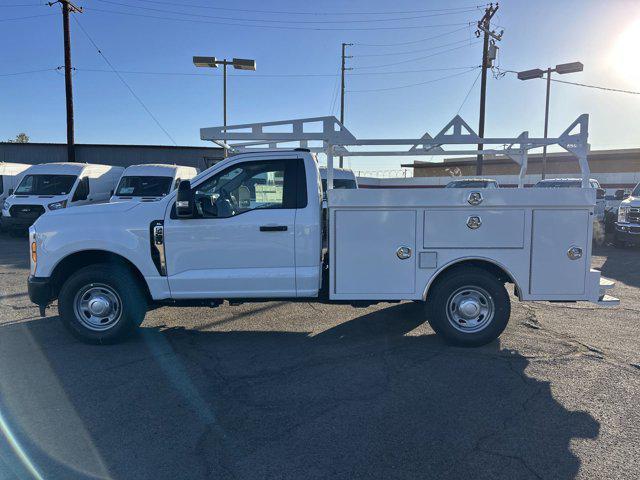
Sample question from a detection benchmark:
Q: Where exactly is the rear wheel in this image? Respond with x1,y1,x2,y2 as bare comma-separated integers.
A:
426,267,510,347
58,264,147,344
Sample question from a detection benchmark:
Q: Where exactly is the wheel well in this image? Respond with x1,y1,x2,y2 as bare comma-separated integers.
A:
50,250,151,302
424,259,517,300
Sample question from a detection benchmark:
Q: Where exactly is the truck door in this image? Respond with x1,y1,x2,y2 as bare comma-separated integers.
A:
163,158,301,298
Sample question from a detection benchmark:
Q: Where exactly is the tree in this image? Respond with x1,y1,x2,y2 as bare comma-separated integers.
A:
6,133,29,143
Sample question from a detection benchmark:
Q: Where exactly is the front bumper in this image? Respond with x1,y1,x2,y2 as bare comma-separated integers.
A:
28,275,54,306
615,223,640,244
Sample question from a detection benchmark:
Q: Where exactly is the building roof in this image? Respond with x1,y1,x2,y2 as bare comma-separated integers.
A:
0,142,221,151
401,147,640,169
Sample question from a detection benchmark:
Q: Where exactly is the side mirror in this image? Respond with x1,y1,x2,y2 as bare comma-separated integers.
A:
8,189,13,196
624,193,630,199
176,180,194,218
596,188,605,200
110,189,114,197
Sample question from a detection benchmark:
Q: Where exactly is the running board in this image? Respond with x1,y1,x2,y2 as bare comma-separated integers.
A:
599,277,615,297
597,294,620,307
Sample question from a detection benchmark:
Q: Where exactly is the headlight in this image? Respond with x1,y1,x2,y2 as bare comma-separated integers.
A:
618,206,629,223
48,200,67,210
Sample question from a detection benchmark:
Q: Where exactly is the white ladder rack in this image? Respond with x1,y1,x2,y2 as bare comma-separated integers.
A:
200,114,590,190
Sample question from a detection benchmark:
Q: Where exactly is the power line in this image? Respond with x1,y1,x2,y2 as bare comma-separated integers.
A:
69,66,478,78
129,0,487,16
352,25,471,47
353,42,480,69
93,0,479,24
549,78,640,95
1,65,479,79
0,68,58,77
456,69,482,115
353,38,472,57
495,67,640,95
347,67,479,93
71,16,177,145
84,7,473,31
0,12,55,21
1,3,47,6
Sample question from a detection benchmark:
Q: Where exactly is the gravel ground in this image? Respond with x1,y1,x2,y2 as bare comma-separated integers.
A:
0,235,638,480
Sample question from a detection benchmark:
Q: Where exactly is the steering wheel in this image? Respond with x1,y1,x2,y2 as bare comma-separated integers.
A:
216,188,237,217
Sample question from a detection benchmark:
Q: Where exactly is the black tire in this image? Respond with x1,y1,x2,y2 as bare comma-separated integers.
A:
58,264,147,344
426,267,511,347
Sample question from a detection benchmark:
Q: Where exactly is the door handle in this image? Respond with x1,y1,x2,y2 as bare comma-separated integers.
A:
260,225,288,232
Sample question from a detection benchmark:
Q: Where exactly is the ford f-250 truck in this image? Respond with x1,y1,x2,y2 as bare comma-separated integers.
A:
27,115,618,346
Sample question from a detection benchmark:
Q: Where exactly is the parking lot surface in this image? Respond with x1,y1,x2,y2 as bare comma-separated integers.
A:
0,235,638,479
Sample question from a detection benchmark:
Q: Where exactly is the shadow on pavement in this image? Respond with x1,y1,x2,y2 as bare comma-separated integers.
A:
0,235,29,270
595,244,640,289
0,303,599,480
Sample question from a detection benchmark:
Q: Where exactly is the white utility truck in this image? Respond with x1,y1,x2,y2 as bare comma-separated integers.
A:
27,115,618,346
110,164,198,203
615,181,640,247
3,163,123,231
0,162,31,229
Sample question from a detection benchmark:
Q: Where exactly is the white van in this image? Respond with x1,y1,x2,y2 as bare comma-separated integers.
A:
319,166,358,200
110,164,198,203
0,162,31,230
2,163,124,230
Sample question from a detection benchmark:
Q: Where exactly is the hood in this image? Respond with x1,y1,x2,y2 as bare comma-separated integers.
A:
32,198,168,232
621,196,640,207
46,200,139,217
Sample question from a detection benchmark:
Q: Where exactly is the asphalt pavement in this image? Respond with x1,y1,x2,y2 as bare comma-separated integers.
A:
0,235,638,480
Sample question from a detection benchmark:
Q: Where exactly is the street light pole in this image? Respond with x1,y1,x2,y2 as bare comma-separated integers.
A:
193,56,256,158
223,61,228,157
542,68,552,179
517,61,583,180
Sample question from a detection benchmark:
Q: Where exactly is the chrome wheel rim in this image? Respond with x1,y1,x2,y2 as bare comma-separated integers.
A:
446,286,494,333
73,283,122,332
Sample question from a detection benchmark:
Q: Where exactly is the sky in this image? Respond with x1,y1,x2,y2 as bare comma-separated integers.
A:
1,0,640,174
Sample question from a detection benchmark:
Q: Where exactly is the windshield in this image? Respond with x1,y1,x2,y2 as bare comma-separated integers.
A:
445,180,490,188
321,179,357,191
115,176,173,197
15,174,77,195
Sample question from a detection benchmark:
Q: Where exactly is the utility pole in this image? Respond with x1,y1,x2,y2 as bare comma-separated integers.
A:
49,0,82,163
475,3,501,175
339,42,352,168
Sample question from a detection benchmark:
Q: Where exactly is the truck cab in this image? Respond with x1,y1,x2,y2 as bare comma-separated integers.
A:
534,178,606,221
615,182,640,246
2,163,124,231
445,178,499,189
110,164,198,203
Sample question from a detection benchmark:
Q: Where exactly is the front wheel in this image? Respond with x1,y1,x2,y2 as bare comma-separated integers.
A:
426,267,511,347
58,264,147,344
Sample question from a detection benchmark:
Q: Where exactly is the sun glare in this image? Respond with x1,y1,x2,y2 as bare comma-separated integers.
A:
611,19,640,84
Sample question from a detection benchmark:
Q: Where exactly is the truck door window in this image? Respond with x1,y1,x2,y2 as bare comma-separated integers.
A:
193,159,296,219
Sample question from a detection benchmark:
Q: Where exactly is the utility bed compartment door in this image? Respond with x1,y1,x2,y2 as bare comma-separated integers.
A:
334,210,416,295
424,209,525,248
530,209,589,295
